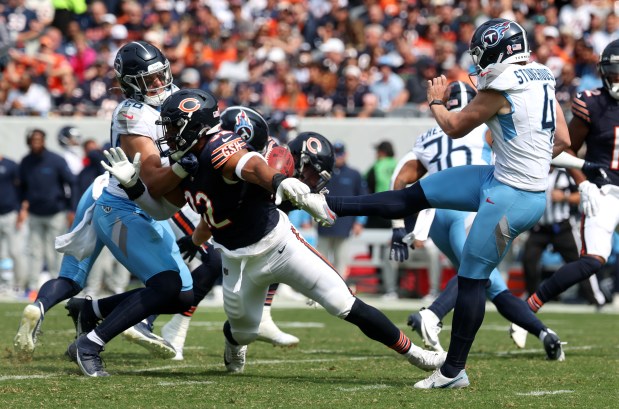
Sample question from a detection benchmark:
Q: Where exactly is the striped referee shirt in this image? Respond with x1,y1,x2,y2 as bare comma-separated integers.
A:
538,168,577,226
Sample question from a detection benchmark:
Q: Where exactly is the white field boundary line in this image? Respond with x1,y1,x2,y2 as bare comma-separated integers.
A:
188,321,325,329
515,390,575,396
470,345,593,357
157,381,215,386
0,375,55,381
336,384,391,392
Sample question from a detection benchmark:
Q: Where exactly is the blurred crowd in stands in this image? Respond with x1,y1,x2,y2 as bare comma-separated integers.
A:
0,0,617,121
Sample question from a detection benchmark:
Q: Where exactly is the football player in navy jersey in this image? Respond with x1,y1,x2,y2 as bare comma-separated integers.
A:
390,81,565,359
527,39,619,313
315,19,570,388
104,88,447,375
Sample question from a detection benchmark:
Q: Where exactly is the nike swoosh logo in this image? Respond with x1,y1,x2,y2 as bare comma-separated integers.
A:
222,135,232,142
486,197,495,204
480,71,489,77
277,245,287,254
439,376,465,388
122,114,134,119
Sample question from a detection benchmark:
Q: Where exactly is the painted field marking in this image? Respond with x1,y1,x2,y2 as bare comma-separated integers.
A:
0,375,55,381
515,390,574,396
157,381,214,386
188,321,324,329
471,345,593,357
337,384,390,392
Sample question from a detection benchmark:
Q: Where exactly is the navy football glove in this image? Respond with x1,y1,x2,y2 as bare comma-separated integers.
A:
390,228,409,262
178,152,199,176
177,235,203,263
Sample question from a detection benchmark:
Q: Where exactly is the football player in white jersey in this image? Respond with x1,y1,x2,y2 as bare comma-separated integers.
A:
388,81,565,361
319,19,570,388
61,41,207,377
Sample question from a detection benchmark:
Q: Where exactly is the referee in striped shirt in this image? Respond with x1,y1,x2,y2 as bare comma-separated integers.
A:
522,167,580,296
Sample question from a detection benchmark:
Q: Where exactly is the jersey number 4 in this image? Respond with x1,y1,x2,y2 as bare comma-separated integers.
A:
542,84,556,132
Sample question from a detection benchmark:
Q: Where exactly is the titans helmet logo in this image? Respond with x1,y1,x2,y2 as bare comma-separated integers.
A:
234,110,254,141
481,21,511,48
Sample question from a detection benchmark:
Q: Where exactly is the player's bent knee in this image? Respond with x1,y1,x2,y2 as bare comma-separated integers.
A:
320,290,356,319
146,270,183,299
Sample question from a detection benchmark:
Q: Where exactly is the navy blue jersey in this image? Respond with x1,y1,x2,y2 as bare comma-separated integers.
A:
180,130,279,250
571,88,619,187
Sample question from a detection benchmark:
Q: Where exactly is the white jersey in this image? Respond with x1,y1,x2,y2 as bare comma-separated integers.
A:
477,61,556,191
107,98,170,198
412,123,492,175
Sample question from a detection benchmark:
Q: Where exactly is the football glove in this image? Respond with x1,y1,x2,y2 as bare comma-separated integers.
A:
390,227,409,262
578,180,601,217
101,147,141,188
295,193,337,227
176,235,204,263
171,152,199,178
274,177,311,206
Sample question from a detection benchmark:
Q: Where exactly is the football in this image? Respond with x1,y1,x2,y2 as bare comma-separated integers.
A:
266,145,295,177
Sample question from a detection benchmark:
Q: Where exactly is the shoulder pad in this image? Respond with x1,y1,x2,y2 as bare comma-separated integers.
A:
477,63,513,91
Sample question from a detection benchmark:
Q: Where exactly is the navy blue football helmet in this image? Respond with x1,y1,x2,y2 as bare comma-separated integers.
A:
156,88,220,159
220,106,270,153
599,39,619,100
287,132,334,192
114,41,173,106
446,81,477,111
57,125,82,147
469,18,530,74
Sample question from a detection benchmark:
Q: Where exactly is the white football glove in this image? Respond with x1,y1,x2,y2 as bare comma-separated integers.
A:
101,147,141,188
578,180,601,217
274,178,311,206
295,193,337,227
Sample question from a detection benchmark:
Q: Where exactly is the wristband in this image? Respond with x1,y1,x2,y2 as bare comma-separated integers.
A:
429,99,445,107
272,173,286,192
392,219,405,229
120,178,146,200
172,162,189,178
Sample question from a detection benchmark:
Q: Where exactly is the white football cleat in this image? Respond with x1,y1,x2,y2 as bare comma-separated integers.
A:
414,369,470,389
224,339,247,373
509,323,528,349
406,344,446,371
122,321,177,359
408,308,444,352
296,193,337,226
162,314,191,360
256,306,299,347
14,301,44,360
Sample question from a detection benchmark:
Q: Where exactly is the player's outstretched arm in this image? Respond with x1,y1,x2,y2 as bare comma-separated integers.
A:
102,147,182,220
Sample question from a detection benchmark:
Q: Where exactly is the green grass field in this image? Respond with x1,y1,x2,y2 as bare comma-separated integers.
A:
1,301,617,408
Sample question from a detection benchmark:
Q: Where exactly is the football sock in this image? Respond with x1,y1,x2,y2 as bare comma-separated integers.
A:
93,271,189,343
345,298,411,353
97,288,143,317
325,183,430,219
36,277,81,313
190,251,222,305
428,275,458,320
492,290,544,337
223,320,239,345
264,283,279,307
86,330,105,347
528,256,602,311
441,276,487,378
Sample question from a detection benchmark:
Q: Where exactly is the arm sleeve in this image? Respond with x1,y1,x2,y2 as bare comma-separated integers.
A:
134,189,182,220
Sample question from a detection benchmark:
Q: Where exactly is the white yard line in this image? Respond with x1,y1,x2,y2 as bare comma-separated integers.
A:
0,375,55,381
336,384,391,392
515,390,574,396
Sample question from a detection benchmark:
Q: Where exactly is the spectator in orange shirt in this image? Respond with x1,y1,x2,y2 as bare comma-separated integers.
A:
274,73,309,116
